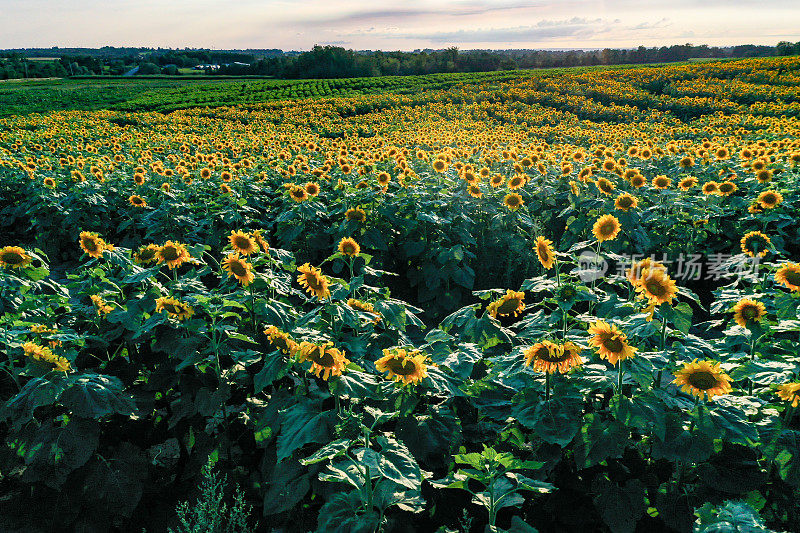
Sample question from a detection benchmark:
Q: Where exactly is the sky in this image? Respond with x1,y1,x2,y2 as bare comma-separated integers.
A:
1,0,799,51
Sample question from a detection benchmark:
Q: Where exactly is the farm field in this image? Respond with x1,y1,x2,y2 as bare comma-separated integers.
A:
1,55,800,532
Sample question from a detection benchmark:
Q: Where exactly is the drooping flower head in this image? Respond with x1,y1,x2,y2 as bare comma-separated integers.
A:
375,347,429,385
297,263,331,300
487,290,525,319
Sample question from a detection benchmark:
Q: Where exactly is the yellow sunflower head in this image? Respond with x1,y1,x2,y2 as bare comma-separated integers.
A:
128,195,147,207
592,214,621,242
375,347,429,385
297,341,349,380
701,181,720,195
614,193,638,212
503,193,524,211
508,175,526,190
229,230,258,256
252,230,270,254
679,176,698,191
289,185,308,202
156,241,192,269
775,263,800,292
133,244,161,265
0,246,32,269
155,296,195,321
487,290,526,319
297,263,331,300
717,181,737,196
523,340,583,374
673,359,732,401
222,253,255,287
264,325,298,355
635,268,678,306
347,298,382,323
588,321,637,365
305,182,321,196
79,231,109,259
776,382,800,408
467,184,482,198
732,298,766,328
758,190,783,209
345,207,366,222
740,231,771,258
90,294,113,316
490,174,504,188
338,237,361,257
535,236,555,270
652,175,671,189
630,174,646,188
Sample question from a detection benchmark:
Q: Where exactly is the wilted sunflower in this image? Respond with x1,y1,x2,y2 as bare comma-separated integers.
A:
345,207,366,222
297,263,331,300
588,321,637,365
338,237,360,257
776,383,800,408
679,176,698,190
775,263,800,292
503,193,524,211
592,214,621,242
614,193,638,212
673,360,732,401
758,190,783,209
289,185,308,202
0,246,32,269
229,230,258,256
718,181,737,196
375,347,429,385
134,244,161,265
524,340,582,374
222,253,255,287
90,294,113,316
740,231,771,258
732,298,766,328
701,181,720,195
297,341,349,380
347,298,382,323
264,325,298,355
652,175,671,189
155,296,194,321
79,231,109,258
487,290,525,319
157,241,192,269
635,268,678,306
535,236,555,270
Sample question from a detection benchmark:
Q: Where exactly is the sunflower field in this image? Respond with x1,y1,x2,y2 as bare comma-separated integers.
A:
1,56,800,532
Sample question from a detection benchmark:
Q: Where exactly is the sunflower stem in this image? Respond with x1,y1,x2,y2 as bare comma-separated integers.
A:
617,361,624,397
545,372,551,402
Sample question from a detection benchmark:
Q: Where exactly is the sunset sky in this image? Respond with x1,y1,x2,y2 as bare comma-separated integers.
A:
2,0,799,51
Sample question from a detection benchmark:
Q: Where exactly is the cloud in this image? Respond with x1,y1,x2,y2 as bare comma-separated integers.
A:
628,17,672,30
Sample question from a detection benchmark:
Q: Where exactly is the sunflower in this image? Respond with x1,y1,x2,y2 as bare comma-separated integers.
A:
134,244,161,265
775,263,800,292
614,193,638,212
263,325,298,354
634,268,678,306
503,193,524,211
128,195,147,207
229,230,258,256
679,156,694,168
758,190,783,209
432,159,448,172
747,201,762,215
297,341,349,380
490,174,505,187
524,340,582,374
375,347,429,385
732,298,766,328
377,172,391,186
252,229,270,253
777,383,800,408
467,184,482,198
756,169,773,183
718,181,737,196
156,241,192,269
43,177,56,188
90,294,113,316
289,185,308,202
595,177,615,195
297,263,331,300
338,237,360,257
79,231,109,258
161,182,170,192
487,290,526,319
535,236,555,270
0,246,32,269
652,175,671,189
672,360,732,401
508,174,525,190
630,174,646,188
220,184,232,195
341,208,366,224
222,253,255,287
740,231,771,258
679,176,698,191
347,298,382,323
702,181,720,195
23,341,48,361
588,321,637,365
592,214,621,242
155,296,195,321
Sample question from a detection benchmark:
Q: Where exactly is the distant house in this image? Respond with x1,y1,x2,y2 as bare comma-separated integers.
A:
192,64,220,70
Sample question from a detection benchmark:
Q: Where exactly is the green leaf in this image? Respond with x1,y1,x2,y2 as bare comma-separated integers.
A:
592,476,646,533
59,373,137,418
514,394,583,446
277,401,334,461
